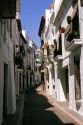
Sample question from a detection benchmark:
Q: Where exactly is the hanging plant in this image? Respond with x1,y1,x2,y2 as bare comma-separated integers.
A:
60,27,65,33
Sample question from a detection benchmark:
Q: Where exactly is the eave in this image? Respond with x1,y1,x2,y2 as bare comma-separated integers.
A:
38,16,45,37
54,0,68,25
17,19,22,32
20,33,27,44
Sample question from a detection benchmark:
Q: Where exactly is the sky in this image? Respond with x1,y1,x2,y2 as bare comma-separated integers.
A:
20,0,53,47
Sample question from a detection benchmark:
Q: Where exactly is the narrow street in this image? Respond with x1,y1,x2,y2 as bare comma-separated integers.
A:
0,0,83,125
22,88,74,125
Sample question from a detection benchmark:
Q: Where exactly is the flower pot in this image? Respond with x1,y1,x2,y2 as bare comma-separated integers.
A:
61,27,65,33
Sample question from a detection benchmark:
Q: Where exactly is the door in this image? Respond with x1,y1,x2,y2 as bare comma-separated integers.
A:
65,68,69,100
3,64,8,119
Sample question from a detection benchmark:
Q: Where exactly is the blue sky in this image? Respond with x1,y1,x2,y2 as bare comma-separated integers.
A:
20,0,52,47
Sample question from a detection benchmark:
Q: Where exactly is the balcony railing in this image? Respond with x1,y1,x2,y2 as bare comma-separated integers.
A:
48,47,54,60
65,29,82,51
27,65,31,70
65,11,82,51
42,55,49,66
54,35,63,62
14,52,23,69
20,44,26,57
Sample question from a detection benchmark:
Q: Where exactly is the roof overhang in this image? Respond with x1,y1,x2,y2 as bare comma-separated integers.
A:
54,0,68,25
20,33,27,44
38,16,45,37
17,19,22,32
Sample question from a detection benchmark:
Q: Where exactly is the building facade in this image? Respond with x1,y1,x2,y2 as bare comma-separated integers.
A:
0,0,37,124
0,1,20,123
35,48,42,85
38,0,83,115
0,19,16,124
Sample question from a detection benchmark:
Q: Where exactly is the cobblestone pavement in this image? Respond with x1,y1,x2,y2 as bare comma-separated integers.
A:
22,88,74,125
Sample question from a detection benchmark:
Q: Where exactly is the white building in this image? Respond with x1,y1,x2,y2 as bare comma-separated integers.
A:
0,0,21,123
39,0,83,116
27,39,37,88
0,19,16,124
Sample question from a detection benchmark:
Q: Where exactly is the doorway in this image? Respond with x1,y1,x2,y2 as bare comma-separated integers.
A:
62,67,69,100
19,73,21,90
65,68,69,100
27,73,28,88
3,63,8,119
74,56,81,110
23,75,24,89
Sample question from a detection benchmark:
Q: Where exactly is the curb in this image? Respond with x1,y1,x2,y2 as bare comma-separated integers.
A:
42,93,83,125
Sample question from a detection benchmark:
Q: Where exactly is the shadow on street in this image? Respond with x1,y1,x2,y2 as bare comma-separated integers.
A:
22,86,74,125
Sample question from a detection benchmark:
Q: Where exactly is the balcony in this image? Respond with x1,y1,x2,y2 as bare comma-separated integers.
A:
40,65,45,73
65,38,82,51
65,10,82,51
20,44,26,57
47,45,55,62
27,65,32,72
54,35,63,62
54,49,63,62
48,48,53,59
54,55,63,62
14,52,23,69
42,55,49,66
65,26,82,51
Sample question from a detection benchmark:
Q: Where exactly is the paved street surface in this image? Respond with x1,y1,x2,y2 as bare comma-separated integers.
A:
22,88,74,125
